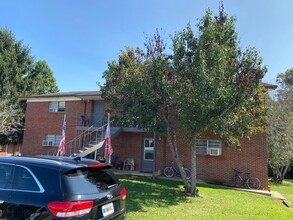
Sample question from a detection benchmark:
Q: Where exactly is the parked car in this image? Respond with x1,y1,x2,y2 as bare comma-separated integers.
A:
0,155,126,219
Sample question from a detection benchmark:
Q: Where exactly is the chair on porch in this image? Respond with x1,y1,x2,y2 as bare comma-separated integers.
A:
123,158,135,171
111,154,123,170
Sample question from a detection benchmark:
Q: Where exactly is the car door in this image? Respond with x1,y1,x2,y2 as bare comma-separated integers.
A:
0,163,13,219
9,165,50,220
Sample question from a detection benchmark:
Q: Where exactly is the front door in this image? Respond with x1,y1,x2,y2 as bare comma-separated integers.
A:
141,138,155,172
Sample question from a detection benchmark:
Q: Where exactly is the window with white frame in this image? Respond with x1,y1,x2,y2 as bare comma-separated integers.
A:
49,101,65,112
196,140,221,156
42,134,62,147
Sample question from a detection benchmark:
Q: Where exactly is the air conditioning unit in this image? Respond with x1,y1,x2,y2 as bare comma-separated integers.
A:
208,148,221,156
49,108,58,112
42,140,54,146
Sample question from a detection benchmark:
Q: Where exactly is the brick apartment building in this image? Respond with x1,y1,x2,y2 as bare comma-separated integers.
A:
20,90,273,190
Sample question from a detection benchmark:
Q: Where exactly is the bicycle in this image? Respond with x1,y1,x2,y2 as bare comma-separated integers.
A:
231,168,260,190
163,161,191,179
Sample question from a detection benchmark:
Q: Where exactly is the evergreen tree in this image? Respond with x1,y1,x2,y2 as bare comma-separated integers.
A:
0,28,59,145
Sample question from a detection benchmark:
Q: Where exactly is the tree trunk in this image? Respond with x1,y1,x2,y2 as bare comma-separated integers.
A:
190,137,199,196
184,137,199,196
272,165,289,184
164,116,198,196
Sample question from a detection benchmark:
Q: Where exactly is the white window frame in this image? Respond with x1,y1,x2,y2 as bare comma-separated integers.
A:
43,134,62,147
196,140,221,156
49,101,65,112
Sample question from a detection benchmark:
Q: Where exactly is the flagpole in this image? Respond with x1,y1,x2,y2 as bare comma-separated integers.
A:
104,113,113,165
108,113,110,129
106,113,110,164
57,114,66,156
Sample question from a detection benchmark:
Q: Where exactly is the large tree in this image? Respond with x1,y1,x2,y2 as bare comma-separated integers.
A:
268,69,293,183
24,60,59,96
0,28,59,144
0,28,34,104
101,7,267,196
172,7,267,194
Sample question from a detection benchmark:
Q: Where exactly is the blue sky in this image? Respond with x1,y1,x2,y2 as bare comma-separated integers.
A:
1,0,293,92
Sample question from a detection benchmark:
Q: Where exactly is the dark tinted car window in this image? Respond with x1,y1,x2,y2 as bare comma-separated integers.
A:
12,166,40,191
0,164,13,189
62,168,117,194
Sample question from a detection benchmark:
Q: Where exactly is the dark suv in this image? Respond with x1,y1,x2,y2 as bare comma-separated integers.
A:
0,156,126,219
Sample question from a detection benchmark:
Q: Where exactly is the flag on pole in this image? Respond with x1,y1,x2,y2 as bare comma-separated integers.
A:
104,114,113,164
57,115,66,156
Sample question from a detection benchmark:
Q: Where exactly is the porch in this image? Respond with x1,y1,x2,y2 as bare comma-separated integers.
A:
113,169,153,178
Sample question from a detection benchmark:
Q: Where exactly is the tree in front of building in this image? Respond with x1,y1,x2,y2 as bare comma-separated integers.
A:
172,7,267,195
268,69,293,183
0,28,59,145
101,6,267,196
0,99,22,144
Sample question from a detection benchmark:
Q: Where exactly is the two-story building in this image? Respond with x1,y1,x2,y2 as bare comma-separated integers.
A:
20,89,274,190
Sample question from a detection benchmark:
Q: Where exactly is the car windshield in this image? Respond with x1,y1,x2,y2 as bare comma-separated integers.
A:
61,167,118,194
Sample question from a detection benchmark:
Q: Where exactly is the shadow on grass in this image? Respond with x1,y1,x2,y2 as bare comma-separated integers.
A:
119,176,188,213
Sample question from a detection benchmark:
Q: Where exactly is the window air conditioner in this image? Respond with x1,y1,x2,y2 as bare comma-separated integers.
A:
49,108,58,112
208,148,221,156
42,140,54,146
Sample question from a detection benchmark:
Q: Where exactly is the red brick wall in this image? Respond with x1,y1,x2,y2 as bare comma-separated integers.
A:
112,132,144,170
195,134,268,189
22,100,93,156
112,131,268,190
170,132,268,190
22,99,268,190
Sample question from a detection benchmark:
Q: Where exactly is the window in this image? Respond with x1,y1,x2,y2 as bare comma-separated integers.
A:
143,138,155,160
12,166,41,192
62,168,117,194
49,101,65,112
0,164,13,189
0,164,43,192
43,134,62,146
196,140,221,156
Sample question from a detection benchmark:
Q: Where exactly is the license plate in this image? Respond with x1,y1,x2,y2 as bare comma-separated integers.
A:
102,202,114,217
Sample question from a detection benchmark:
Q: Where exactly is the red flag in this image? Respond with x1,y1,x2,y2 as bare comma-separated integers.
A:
57,115,66,156
104,122,113,162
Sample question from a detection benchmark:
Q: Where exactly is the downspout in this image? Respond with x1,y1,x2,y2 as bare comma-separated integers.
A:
81,99,87,149
82,99,87,117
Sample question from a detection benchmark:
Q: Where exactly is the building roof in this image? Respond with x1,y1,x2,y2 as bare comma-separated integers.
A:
21,91,103,102
261,83,278,90
23,91,102,98
21,82,277,102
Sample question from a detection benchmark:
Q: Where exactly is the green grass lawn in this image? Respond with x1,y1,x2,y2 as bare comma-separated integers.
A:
120,176,293,220
269,179,293,204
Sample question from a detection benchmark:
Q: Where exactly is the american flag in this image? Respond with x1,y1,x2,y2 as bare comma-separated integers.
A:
57,115,66,156
104,121,113,163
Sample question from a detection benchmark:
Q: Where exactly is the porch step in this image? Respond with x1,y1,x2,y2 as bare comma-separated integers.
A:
70,126,122,158
76,140,105,158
